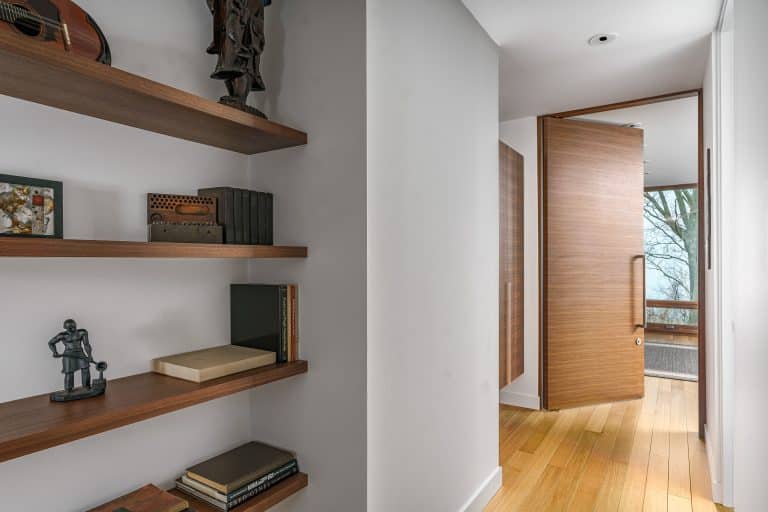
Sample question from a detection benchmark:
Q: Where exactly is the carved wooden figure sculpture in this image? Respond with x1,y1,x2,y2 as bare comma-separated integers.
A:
206,0,267,118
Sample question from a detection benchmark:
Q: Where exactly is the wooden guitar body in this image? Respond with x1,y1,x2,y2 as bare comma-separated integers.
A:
0,0,110,63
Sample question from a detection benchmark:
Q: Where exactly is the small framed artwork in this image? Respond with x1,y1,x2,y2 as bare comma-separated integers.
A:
0,174,63,238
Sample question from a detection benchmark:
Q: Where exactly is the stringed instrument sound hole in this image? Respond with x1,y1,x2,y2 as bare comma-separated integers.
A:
11,5,42,37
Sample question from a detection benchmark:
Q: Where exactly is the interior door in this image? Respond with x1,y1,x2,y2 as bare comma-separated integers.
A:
542,116,645,410
499,142,524,387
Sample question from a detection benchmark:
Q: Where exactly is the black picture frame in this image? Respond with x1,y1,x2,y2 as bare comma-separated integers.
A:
0,173,63,239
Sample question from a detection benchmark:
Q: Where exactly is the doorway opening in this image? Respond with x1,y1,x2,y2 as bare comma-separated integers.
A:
573,96,701,384
540,89,706,437
643,184,699,381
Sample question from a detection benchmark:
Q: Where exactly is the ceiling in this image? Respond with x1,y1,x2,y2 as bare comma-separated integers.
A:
575,96,698,188
461,0,721,120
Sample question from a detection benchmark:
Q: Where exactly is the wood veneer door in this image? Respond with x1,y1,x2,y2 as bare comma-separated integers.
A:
500,142,524,387
542,117,645,410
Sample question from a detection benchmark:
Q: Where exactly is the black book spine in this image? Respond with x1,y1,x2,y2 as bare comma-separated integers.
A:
257,192,267,245
256,192,265,245
224,189,235,244
240,189,251,245
232,190,243,244
226,460,299,501
279,285,288,363
228,464,300,508
265,192,274,245
249,191,260,245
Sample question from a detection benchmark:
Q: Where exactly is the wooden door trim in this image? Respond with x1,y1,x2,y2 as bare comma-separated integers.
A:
544,89,700,118
537,116,547,409
697,91,706,438
645,183,698,192
499,142,525,386
646,299,698,310
538,90,706,438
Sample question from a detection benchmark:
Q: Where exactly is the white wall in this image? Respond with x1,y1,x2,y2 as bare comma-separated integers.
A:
246,1,368,511
0,2,256,510
732,0,768,509
704,0,736,503
717,3,736,505
498,117,540,410
367,1,500,511
702,32,723,504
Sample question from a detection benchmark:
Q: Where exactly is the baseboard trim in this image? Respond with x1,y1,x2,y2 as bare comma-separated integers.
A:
459,466,502,512
499,389,540,410
705,425,723,503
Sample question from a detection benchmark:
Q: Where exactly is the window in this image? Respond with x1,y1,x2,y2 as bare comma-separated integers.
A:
644,186,698,329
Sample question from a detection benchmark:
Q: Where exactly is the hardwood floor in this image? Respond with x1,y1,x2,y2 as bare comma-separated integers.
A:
486,377,718,511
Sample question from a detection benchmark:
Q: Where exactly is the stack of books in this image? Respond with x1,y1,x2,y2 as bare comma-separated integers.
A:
231,284,299,363
198,187,274,245
175,442,299,511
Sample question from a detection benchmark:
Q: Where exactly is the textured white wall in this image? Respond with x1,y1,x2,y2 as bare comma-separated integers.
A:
732,0,768,509
0,2,259,510
498,117,541,410
367,1,500,510
246,1,368,511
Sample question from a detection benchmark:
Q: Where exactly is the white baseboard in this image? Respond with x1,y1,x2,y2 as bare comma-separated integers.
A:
705,425,723,503
459,466,502,512
499,389,540,410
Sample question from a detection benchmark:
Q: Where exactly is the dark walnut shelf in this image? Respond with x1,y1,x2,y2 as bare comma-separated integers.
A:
0,238,307,259
0,361,308,463
0,32,307,154
170,473,309,512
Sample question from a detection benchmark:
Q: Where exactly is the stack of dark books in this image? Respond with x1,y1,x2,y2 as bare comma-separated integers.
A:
231,284,299,364
198,187,273,245
175,442,299,511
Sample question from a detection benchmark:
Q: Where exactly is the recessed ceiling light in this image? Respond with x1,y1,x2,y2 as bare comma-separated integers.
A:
588,33,618,46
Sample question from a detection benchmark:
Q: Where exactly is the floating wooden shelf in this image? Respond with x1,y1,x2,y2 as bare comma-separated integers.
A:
0,238,307,259
0,361,308,463
0,32,307,154
170,473,308,512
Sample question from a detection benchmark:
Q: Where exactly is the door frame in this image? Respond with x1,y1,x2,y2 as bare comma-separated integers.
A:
537,89,706,438
499,141,525,388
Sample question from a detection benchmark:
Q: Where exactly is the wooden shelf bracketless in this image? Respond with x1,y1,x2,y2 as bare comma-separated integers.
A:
169,473,309,512
0,32,307,154
0,361,308,463
0,238,308,259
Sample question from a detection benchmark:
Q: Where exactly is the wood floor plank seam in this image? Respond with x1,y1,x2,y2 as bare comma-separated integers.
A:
567,403,627,510
618,376,660,511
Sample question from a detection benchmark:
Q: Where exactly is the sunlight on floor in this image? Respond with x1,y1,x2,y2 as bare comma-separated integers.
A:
486,377,719,511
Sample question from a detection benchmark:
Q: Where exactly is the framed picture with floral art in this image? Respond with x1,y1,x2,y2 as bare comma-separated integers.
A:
0,174,63,238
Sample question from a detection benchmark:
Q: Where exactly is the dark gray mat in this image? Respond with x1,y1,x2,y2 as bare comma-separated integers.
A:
644,342,698,381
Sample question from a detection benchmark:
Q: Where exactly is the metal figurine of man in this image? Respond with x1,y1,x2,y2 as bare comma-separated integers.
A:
49,319,92,392
206,0,269,118
48,319,107,401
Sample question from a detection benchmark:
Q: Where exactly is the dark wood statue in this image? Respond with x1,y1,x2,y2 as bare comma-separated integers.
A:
48,319,108,402
206,0,267,118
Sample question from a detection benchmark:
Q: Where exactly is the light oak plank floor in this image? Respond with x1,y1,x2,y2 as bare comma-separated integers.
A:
486,377,720,512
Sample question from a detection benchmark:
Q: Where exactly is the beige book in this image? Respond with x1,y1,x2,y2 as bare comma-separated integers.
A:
152,345,276,383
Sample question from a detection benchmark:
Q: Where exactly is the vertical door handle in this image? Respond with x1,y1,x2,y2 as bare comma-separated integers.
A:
633,255,646,329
